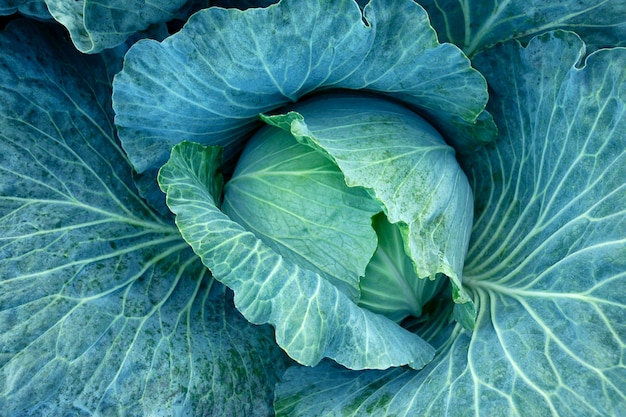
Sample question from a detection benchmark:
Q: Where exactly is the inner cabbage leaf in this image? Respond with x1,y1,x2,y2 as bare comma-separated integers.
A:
360,213,448,322
263,93,476,328
223,124,381,301
224,92,463,323
158,141,437,371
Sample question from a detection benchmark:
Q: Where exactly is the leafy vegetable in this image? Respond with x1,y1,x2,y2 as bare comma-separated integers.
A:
158,140,437,370
1,0,624,415
275,29,626,417
3,0,206,53
222,115,382,302
359,212,448,323
112,0,494,178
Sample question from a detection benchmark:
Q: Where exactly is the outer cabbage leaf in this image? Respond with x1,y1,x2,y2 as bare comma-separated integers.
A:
360,213,448,323
210,0,277,8
158,141,436,370
113,0,494,181
42,0,207,53
0,0,50,19
418,0,626,56
274,31,626,416
0,20,289,416
263,93,475,326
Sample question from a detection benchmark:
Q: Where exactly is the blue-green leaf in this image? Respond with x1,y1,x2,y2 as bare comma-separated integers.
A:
113,0,494,180
0,0,50,19
274,31,626,417
419,0,626,56
158,141,436,370
0,20,289,415
360,213,448,323
42,0,200,53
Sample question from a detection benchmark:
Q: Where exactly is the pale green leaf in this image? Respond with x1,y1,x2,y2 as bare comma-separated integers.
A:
263,93,476,324
223,125,381,301
158,141,436,370
359,213,448,322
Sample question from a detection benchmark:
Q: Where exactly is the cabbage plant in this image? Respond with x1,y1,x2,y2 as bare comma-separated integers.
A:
1,0,625,415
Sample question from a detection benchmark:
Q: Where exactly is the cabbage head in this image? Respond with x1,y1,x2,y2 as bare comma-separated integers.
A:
1,0,624,415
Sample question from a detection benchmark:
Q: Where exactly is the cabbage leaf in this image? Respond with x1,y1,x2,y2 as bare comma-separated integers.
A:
274,30,626,417
0,0,50,19
0,20,289,415
113,0,495,181
44,0,200,53
2,0,624,415
222,124,381,301
262,93,475,324
419,0,626,56
158,141,436,370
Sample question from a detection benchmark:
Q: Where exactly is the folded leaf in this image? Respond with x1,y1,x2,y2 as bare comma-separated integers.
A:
113,0,494,181
263,93,476,325
158,141,436,370
223,125,381,301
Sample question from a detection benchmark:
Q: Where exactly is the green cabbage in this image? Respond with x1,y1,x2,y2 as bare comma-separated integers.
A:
225,92,473,322
1,0,624,415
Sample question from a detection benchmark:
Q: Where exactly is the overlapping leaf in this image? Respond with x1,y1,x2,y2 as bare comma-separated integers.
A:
113,0,494,183
0,0,49,19
274,31,626,416
0,20,289,415
222,125,381,301
159,141,436,370
43,0,202,53
263,93,475,325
